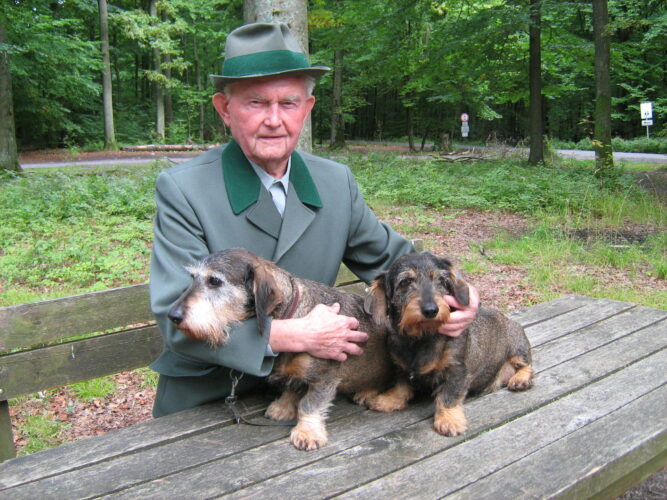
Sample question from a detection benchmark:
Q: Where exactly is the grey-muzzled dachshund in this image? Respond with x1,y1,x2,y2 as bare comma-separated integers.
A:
167,248,394,451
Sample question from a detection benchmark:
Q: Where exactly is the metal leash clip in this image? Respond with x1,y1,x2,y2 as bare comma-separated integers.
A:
225,369,243,424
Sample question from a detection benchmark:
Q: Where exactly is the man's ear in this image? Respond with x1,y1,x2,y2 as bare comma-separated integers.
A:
212,92,232,126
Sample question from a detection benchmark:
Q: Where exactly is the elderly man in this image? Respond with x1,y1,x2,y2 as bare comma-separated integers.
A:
149,22,479,417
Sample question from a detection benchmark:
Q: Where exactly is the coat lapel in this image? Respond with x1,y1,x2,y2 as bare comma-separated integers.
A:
221,141,323,260
272,183,316,262
246,188,282,239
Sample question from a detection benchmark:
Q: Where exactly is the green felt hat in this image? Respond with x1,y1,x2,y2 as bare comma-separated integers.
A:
210,23,330,90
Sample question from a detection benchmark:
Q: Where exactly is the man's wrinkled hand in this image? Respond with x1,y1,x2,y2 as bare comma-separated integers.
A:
438,284,479,338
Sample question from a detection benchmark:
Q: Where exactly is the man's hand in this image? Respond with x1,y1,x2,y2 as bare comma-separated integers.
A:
438,283,480,338
269,303,368,361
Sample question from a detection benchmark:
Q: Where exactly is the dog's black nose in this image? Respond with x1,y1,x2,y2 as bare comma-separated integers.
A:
168,308,183,325
421,302,439,319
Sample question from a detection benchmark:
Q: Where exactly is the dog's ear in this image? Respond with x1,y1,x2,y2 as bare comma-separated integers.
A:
364,271,390,327
448,273,470,307
246,262,283,336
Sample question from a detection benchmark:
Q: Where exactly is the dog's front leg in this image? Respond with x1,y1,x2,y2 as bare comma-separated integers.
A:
290,378,340,451
433,366,469,437
265,389,300,421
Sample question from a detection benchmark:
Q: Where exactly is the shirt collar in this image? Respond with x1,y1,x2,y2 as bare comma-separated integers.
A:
249,157,291,193
222,139,323,215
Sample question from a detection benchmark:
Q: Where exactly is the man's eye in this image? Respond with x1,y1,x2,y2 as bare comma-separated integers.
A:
208,276,223,287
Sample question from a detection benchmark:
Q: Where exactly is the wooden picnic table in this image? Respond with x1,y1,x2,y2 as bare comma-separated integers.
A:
0,295,665,499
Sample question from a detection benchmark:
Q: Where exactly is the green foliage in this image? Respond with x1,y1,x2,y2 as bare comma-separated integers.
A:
553,137,667,154
341,152,658,218
0,164,162,304
485,221,666,310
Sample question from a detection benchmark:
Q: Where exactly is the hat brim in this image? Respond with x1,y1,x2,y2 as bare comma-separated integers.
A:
210,66,330,91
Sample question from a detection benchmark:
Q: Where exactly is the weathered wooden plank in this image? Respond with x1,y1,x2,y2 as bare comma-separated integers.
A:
508,294,597,327
447,385,667,500
4,400,368,498
0,401,15,463
0,284,151,352
0,326,163,401
534,308,666,373
524,298,635,347
95,403,436,499
0,395,271,488
337,352,667,499
204,320,667,499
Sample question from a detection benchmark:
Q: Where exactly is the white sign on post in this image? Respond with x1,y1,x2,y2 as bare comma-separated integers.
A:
461,113,470,137
640,102,653,119
640,102,653,138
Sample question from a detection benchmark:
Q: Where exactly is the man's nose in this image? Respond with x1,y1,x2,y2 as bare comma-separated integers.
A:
263,103,282,127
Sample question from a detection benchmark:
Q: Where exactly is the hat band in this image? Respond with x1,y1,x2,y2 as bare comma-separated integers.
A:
223,50,311,78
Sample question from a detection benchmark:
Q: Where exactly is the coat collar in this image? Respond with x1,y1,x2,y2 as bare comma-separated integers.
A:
222,139,323,215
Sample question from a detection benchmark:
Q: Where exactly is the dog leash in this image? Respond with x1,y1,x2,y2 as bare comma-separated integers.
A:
225,369,297,427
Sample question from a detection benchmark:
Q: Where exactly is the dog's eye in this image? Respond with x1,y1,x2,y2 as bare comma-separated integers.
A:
208,276,223,287
398,277,414,288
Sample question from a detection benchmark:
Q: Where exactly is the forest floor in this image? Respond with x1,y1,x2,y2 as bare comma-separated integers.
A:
12,145,666,497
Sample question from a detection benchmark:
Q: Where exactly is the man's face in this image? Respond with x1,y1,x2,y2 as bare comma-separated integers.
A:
213,76,315,176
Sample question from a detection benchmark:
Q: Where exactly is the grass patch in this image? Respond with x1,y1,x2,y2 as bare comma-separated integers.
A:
20,415,70,455
486,223,666,310
71,377,116,402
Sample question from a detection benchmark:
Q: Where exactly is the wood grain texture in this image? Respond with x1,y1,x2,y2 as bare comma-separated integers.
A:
0,284,151,351
338,350,667,499
0,326,163,400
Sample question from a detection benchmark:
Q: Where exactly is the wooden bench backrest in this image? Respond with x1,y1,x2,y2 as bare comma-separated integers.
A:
0,241,421,460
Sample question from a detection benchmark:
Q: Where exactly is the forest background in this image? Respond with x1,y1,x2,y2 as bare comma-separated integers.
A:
0,0,665,155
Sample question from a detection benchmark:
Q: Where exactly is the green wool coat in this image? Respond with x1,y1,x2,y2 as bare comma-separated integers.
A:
149,140,413,416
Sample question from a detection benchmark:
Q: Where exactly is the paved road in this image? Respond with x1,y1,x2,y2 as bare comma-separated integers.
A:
555,148,667,163
19,146,667,169
21,156,189,169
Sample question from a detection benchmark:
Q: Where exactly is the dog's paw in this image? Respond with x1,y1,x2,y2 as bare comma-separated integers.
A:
265,400,298,421
290,424,327,451
508,366,534,392
352,390,380,407
433,404,467,437
369,393,408,412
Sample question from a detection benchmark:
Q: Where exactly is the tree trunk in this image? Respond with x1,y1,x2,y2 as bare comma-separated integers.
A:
406,105,415,152
330,49,345,148
162,12,172,134
150,0,165,142
193,34,205,143
528,0,544,165
244,0,312,153
592,0,614,172
0,19,21,173
98,0,116,150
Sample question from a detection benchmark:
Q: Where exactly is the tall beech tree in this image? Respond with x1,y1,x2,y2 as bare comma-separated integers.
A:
0,15,20,173
592,0,614,172
98,0,116,150
528,0,544,165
